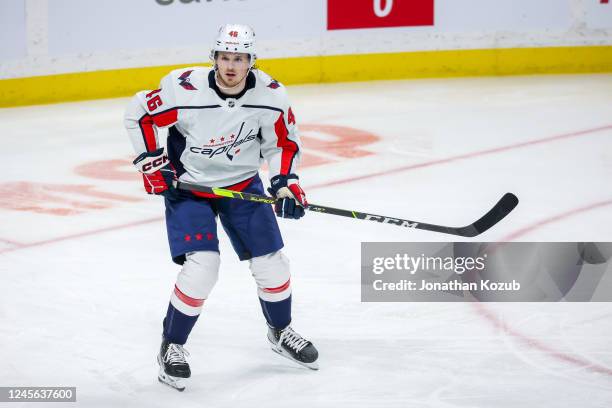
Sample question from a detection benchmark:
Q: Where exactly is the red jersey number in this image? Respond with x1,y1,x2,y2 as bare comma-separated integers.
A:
145,89,163,112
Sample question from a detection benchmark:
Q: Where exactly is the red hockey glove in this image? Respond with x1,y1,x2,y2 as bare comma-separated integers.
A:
268,174,308,219
132,148,180,201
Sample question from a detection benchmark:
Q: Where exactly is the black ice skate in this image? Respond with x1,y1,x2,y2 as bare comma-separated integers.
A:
157,339,191,391
268,326,319,370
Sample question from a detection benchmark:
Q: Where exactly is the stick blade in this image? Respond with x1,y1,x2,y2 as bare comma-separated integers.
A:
457,193,519,237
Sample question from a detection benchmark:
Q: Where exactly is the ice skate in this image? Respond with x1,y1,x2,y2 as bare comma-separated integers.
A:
268,326,319,370
157,339,191,391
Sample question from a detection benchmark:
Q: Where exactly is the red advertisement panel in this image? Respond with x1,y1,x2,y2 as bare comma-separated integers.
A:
327,0,434,30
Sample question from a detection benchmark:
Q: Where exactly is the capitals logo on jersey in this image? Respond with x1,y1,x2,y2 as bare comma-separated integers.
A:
178,70,197,91
189,123,258,161
268,80,281,89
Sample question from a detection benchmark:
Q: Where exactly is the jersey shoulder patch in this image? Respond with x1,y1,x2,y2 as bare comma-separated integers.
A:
177,69,198,91
255,69,285,90
267,79,283,89
247,69,290,110
168,66,210,93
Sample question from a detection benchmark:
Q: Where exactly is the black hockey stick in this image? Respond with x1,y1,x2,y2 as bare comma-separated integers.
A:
175,181,519,237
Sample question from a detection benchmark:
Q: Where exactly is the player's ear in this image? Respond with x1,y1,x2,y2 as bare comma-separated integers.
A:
209,50,218,69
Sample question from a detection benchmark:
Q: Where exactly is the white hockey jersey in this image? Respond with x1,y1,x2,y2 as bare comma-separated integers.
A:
124,67,301,187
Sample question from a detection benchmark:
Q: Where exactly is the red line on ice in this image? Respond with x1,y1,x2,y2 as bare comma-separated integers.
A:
0,217,162,254
473,199,612,377
309,124,612,190
500,199,612,241
474,302,612,376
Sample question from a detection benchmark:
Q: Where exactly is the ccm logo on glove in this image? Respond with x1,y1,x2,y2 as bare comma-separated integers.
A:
133,148,180,200
135,152,169,174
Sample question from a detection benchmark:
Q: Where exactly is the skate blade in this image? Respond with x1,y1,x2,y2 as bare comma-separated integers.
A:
270,345,319,371
157,355,187,391
158,371,186,392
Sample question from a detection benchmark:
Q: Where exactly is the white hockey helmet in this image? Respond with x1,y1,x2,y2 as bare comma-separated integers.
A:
210,24,257,68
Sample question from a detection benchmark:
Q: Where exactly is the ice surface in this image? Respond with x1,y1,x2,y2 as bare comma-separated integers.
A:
1,74,611,407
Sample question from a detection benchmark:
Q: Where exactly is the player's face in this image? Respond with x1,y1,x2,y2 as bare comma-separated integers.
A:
216,52,251,87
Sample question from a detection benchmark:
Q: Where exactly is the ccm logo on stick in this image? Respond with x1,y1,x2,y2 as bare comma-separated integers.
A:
364,214,419,228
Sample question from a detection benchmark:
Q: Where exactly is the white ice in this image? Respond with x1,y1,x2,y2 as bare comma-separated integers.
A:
1,74,612,407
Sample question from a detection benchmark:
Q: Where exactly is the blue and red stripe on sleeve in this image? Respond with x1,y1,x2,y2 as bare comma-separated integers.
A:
274,112,299,176
138,108,179,152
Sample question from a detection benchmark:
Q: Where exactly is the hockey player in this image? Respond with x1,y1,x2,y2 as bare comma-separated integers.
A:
124,24,318,391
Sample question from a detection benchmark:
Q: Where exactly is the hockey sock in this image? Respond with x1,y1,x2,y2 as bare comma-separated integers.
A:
163,303,199,345
259,295,291,329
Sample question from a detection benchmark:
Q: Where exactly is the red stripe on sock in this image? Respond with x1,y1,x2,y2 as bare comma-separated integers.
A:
263,279,291,294
174,285,204,307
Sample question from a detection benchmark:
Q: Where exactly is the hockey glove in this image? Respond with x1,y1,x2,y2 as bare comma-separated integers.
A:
132,147,181,201
268,174,308,219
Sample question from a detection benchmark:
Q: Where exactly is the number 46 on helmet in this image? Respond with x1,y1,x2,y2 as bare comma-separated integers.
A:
209,24,257,68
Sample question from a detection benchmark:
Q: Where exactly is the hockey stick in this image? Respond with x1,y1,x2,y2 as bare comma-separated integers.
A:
175,181,518,237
